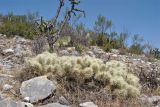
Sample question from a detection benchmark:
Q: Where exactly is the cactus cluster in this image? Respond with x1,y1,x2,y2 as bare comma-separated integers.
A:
26,52,141,98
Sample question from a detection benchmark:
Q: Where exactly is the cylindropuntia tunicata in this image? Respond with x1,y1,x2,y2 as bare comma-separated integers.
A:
26,52,141,98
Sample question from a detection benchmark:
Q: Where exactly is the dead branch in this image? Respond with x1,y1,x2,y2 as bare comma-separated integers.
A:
34,0,85,52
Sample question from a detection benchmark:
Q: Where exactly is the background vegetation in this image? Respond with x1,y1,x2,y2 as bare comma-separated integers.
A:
0,12,38,39
0,12,160,58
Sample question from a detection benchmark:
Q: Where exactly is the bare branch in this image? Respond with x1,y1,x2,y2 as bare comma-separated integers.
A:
52,0,64,28
34,0,85,52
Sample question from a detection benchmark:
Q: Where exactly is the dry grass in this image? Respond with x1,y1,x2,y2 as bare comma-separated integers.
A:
13,65,160,107
14,67,40,82
141,87,160,96
47,77,145,107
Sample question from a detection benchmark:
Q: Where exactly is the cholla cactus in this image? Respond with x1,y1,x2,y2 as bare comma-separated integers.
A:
25,52,141,98
104,60,141,98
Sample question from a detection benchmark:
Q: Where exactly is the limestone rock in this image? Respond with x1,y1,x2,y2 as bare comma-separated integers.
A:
59,96,69,105
140,95,160,106
2,48,14,55
86,51,95,57
90,46,105,57
0,98,34,107
2,84,13,91
20,76,57,103
0,93,6,101
38,103,70,107
111,49,120,54
79,102,98,107
59,50,70,56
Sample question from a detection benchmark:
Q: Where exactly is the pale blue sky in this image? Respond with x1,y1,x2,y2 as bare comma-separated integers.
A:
0,0,160,47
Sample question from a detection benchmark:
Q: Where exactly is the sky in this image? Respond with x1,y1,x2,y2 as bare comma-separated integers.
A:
0,0,160,47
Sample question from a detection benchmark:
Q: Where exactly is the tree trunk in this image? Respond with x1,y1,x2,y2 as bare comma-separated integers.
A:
47,35,54,52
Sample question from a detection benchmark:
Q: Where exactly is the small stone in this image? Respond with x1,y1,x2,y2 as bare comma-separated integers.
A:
59,96,69,105
0,98,34,107
111,49,120,54
0,93,6,101
111,54,118,60
140,95,160,106
79,102,98,107
67,47,75,53
71,51,79,56
86,51,95,57
24,97,30,102
2,48,14,55
59,50,70,56
3,84,13,91
101,53,112,62
17,101,34,107
38,102,70,107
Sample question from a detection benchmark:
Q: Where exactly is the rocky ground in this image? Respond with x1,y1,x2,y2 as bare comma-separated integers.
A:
0,34,160,107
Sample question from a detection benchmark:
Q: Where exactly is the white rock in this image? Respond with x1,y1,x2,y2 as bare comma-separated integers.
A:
24,97,30,102
111,49,120,54
59,96,69,105
20,76,57,103
38,103,70,107
80,102,98,107
140,95,160,106
3,84,13,91
0,98,34,107
2,48,14,54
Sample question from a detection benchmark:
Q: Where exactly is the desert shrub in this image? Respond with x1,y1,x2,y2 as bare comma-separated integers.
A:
89,38,96,46
94,33,120,52
55,36,71,48
0,13,37,39
103,43,112,52
151,48,160,59
75,44,85,53
129,34,145,54
25,52,141,98
129,44,144,54
95,34,107,46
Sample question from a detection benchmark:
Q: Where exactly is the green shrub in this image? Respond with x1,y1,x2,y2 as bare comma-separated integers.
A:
0,13,37,39
129,44,144,54
55,36,71,47
95,34,106,46
89,39,96,46
75,44,85,53
151,48,160,59
103,43,112,52
25,52,141,98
